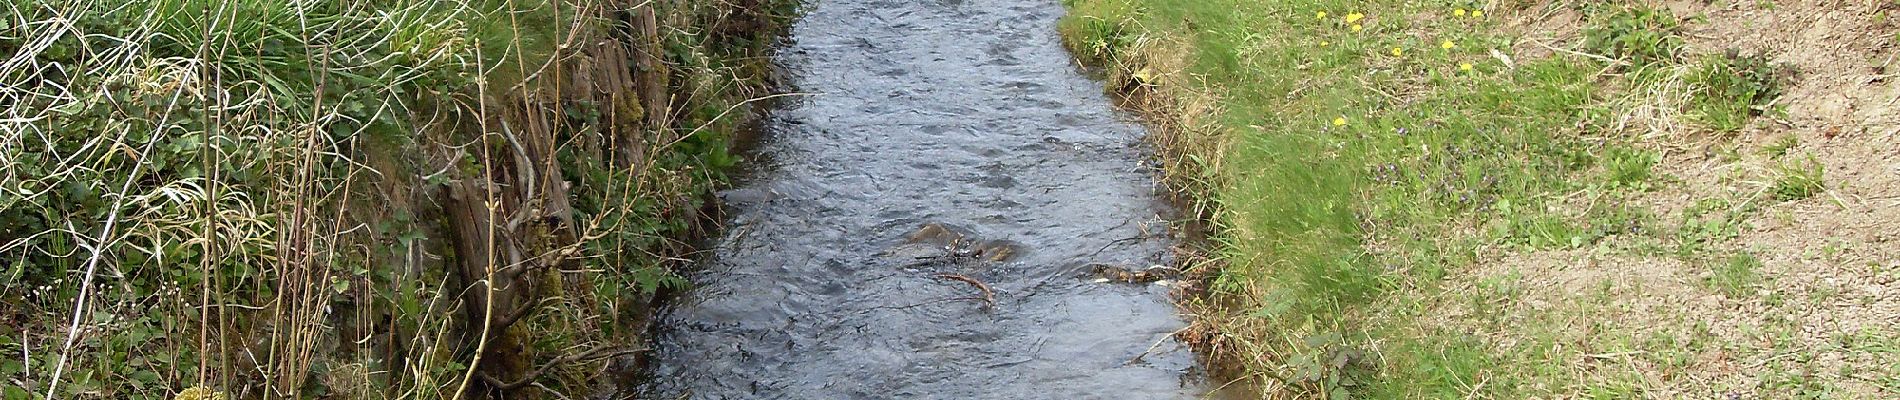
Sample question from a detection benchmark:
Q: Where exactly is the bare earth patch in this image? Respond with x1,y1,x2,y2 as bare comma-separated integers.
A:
1430,1,1900,398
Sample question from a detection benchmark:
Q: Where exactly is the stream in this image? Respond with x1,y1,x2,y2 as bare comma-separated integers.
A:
641,0,1206,397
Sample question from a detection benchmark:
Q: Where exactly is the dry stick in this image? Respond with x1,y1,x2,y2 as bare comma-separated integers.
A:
450,41,499,400
1530,39,1625,67
196,0,221,386
297,132,361,389
1462,375,1491,400
934,274,996,309
1124,326,1192,365
530,382,577,400
288,25,342,398
262,2,325,395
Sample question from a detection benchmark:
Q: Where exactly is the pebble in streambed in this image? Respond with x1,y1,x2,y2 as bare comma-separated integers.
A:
884,222,1184,290
1084,264,1184,286
880,222,1025,266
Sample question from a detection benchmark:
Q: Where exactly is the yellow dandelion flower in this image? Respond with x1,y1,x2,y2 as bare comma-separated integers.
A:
1460,63,1474,72
1455,9,1467,17
1441,40,1457,49
1333,117,1348,126
1317,11,1328,20
1472,10,1484,18
1320,41,1331,47
1345,12,1365,24
1391,47,1404,57
1351,24,1364,32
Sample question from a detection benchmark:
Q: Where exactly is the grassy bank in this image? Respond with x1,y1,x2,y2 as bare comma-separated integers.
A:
1063,0,1897,398
0,0,792,398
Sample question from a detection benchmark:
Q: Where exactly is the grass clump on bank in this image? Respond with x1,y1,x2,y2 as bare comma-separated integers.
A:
1688,53,1785,132
1057,0,1826,397
0,0,793,398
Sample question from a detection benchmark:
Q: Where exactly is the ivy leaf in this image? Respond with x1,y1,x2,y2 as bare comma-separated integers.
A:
127,370,162,388
3,256,24,283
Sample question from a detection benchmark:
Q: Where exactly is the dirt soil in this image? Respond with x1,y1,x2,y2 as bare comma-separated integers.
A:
1460,0,1900,397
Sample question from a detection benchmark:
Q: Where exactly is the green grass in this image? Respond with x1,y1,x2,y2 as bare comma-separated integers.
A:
1688,53,1784,132
1674,197,1753,258
1709,252,1764,297
1057,0,1675,397
1605,147,1659,189
1762,134,1800,158
1773,156,1827,201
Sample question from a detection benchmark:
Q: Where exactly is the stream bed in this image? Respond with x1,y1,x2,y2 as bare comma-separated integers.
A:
641,0,1206,398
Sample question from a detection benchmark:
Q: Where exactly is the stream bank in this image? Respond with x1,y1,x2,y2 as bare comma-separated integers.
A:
0,1,794,398
1058,0,1900,398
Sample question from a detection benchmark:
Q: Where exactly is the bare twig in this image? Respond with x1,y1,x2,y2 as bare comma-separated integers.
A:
451,41,499,400
1124,326,1191,365
934,274,996,310
1529,39,1625,67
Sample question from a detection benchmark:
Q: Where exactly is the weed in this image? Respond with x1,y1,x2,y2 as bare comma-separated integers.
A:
1508,214,1591,249
1708,252,1762,297
1605,147,1658,189
1674,197,1753,258
1585,379,1644,399
1761,134,1800,158
1581,4,1685,67
1689,53,1785,132
1772,156,1826,201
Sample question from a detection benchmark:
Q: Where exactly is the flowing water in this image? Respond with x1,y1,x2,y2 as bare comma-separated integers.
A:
642,0,1205,397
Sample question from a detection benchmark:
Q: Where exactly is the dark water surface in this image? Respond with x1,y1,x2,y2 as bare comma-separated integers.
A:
642,0,1204,398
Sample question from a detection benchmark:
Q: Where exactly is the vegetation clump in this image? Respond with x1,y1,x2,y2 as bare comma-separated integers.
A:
1772,156,1827,201
1688,52,1786,132
0,0,794,398
1580,3,1684,67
